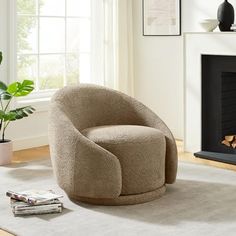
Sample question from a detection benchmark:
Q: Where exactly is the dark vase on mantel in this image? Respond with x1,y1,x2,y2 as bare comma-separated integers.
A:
217,0,235,31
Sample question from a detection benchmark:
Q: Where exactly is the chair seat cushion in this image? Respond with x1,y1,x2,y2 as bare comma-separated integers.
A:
81,125,166,195
81,125,164,144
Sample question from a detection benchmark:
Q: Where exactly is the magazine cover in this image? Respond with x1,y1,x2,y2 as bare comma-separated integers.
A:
6,190,63,205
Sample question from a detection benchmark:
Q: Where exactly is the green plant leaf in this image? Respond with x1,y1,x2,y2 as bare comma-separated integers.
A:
0,111,16,121
7,82,20,94
7,80,34,97
0,81,12,100
0,81,7,91
8,106,35,121
3,112,17,121
0,52,2,65
0,92,12,100
0,106,35,122
0,91,12,100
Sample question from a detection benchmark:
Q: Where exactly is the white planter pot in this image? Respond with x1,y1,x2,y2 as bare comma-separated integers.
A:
0,140,13,165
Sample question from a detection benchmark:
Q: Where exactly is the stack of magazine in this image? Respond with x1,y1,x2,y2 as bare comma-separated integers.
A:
6,190,63,216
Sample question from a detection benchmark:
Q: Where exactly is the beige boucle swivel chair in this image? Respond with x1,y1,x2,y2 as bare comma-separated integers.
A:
49,84,177,205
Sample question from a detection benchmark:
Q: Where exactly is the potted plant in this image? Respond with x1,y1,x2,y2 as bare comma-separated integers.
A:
0,51,35,165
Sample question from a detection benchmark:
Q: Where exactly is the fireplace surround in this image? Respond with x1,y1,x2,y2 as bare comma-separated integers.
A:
184,32,236,165
194,55,236,165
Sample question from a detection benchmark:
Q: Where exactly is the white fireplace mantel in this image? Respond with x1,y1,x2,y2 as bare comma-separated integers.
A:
184,32,236,153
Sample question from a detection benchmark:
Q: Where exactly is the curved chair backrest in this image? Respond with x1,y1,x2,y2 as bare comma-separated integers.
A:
51,84,147,131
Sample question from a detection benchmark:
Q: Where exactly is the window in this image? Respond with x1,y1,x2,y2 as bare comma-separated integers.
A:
16,0,92,97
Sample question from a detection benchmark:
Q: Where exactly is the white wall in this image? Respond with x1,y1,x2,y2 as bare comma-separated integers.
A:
132,0,236,140
132,0,183,139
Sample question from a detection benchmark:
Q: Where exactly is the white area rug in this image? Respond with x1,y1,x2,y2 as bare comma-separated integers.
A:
1,160,236,236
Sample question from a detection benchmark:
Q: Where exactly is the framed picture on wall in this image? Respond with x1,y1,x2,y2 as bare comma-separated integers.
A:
143,0,181,36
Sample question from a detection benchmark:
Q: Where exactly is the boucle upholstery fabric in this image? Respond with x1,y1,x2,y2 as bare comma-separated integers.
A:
81,125,166,195
49,84,177,205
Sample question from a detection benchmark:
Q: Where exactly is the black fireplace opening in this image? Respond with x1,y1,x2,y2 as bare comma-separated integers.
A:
194,55,236,165
221,72,236,140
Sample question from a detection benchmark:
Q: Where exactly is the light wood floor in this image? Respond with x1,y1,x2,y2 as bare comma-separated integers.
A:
177,140,236,171
12,146,49,163
0,230,13,236
1,141,236,236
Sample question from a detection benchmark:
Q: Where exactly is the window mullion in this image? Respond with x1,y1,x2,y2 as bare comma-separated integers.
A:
15,0,92,98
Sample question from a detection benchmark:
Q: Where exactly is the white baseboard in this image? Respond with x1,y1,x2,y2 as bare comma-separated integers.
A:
13,135,49,151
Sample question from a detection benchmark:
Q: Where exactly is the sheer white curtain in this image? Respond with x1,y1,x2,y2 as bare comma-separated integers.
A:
116,0,134,96
91,0,134,96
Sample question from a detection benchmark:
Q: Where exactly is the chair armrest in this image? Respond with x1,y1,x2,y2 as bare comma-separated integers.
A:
132,100,178,184
49,102,122,198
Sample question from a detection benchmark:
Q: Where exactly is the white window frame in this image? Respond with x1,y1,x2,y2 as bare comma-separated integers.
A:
9,0,93,110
